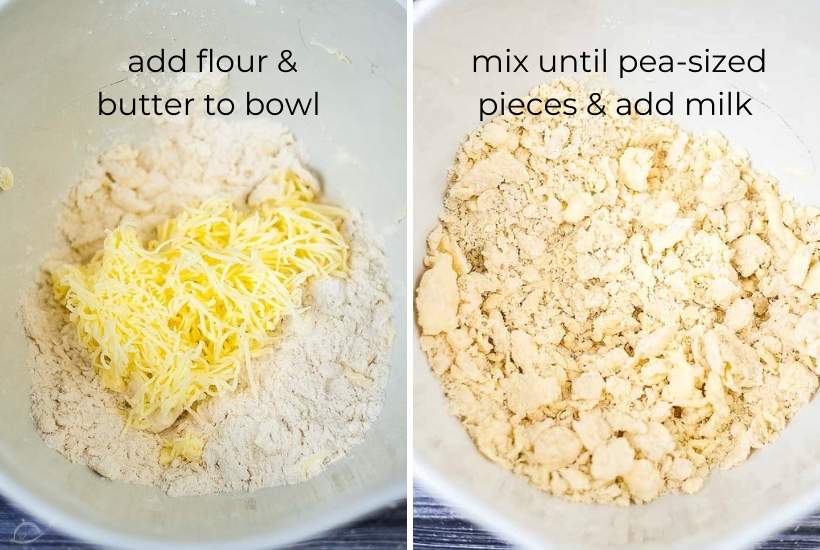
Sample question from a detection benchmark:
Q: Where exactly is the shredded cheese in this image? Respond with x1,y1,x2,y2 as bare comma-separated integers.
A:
53,173,349,433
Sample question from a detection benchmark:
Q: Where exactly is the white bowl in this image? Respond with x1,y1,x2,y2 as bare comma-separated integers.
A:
0,0,406,547
414,1,820,548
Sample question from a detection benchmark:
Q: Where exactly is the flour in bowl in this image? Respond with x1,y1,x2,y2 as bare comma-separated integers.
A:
22,115,394,496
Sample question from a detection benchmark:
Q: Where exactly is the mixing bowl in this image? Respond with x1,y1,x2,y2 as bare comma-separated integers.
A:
414,1,820,548
0,0,406,547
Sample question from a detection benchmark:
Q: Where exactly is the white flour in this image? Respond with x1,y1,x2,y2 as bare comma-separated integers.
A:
22,115,394,496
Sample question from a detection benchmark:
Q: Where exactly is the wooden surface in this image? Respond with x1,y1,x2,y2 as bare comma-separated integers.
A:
413,482,820,549
0,494,406,549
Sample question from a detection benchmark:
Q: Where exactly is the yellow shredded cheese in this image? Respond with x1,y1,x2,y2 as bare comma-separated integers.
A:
159,432,205,466
53,173,348,433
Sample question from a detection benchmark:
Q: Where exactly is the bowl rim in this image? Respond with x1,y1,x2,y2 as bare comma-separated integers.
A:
0,466,405,549
415,447,820,549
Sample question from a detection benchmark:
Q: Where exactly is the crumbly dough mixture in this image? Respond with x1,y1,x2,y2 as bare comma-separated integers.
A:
22,115,394,496
416,79,820,505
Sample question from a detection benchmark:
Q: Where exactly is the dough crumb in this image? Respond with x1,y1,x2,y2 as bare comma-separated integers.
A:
416,79,820,505
0,166,13,191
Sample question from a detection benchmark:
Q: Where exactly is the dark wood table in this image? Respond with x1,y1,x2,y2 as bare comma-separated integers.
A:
413,483,820,549
0,494,406,549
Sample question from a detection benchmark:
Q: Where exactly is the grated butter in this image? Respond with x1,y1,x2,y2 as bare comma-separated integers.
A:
53,172,349,433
